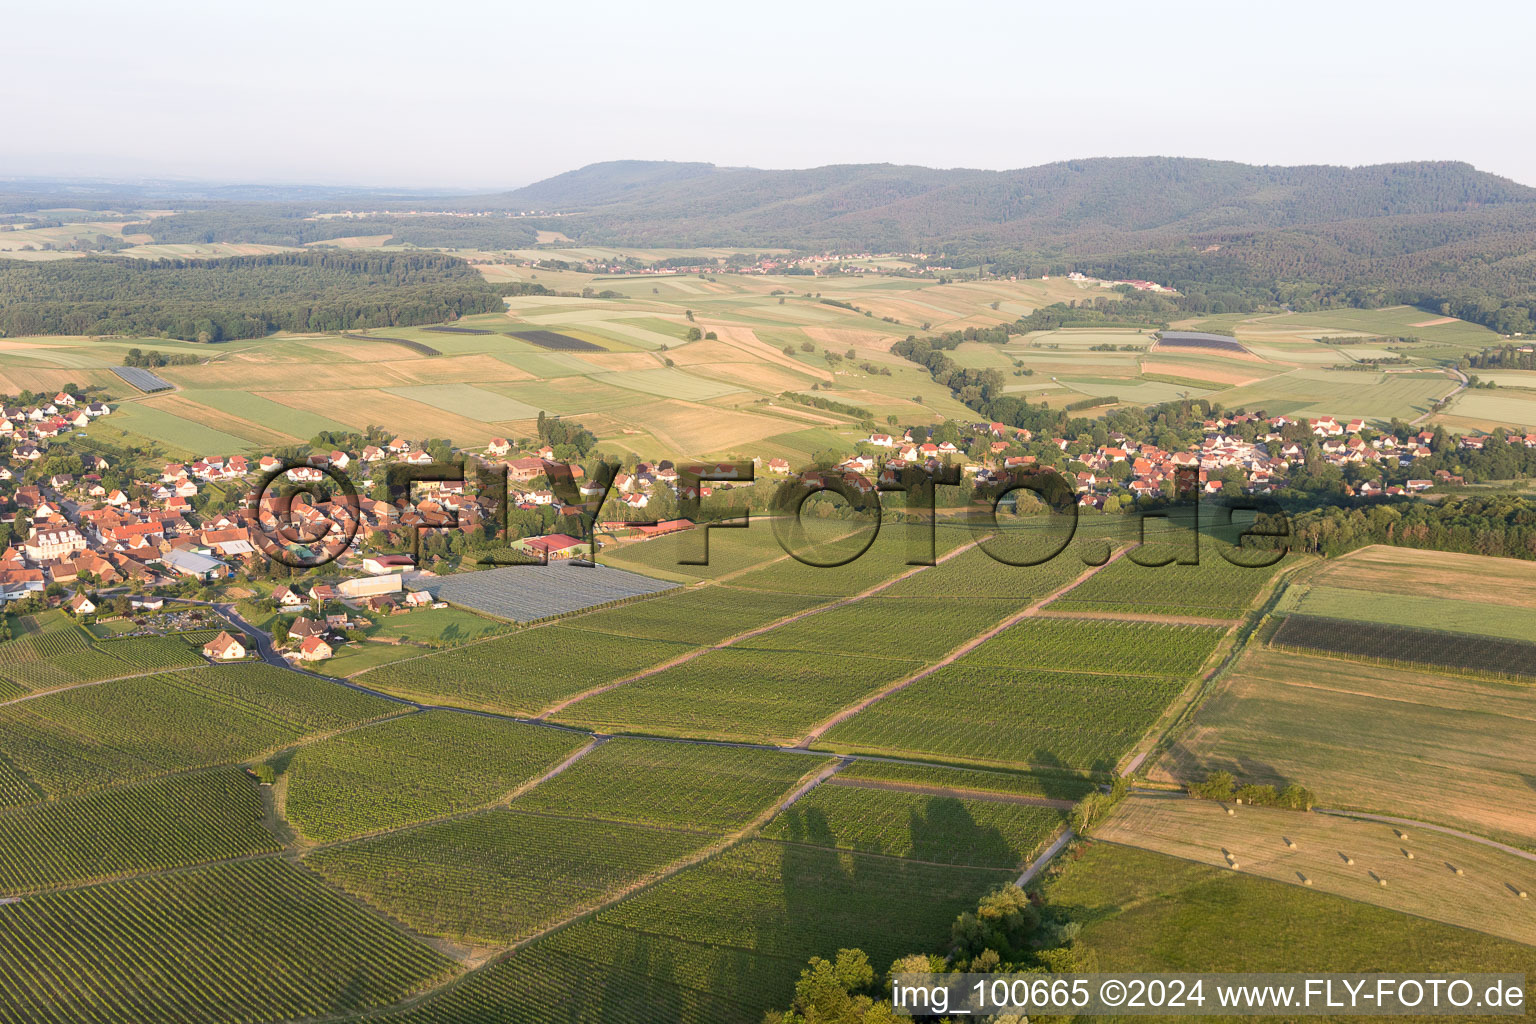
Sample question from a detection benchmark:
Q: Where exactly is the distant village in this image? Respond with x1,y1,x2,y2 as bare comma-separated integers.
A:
3,386,1532,663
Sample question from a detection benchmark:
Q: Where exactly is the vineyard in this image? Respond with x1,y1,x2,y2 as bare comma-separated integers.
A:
0,767,279,895
0,623,210,692
965,618,1226,677
554,646,918,744
0,858,456,1024
369,838,1008,1024
1271,613,1536,680
1043,554,1288,618
561,585,824,646
306,809,712,945
833,759,1095,802
0,755,40,808
355,626,698,715
819,666,1185,773
732,597,1017,662
761,783,1066,868
282,711,588,842
512,738,829,832
0,665,397,797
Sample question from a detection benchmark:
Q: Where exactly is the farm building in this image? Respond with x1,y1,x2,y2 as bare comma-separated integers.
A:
338,574,404,599
362,554,416,576
160,548,232,581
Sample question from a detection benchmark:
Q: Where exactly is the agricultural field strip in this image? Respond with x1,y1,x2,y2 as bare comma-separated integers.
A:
1313,808,1536,864
824,776,1077,809
359,756,852,974
0,661,205,708
795,544,1132,746
297,733,607,852
531,535,992,720
1034,609,1240,627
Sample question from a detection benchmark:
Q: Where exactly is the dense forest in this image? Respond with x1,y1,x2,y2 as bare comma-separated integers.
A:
124,205,539,250
0,252,521,341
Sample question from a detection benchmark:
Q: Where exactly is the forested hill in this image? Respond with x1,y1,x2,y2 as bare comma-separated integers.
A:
485,157,1536,250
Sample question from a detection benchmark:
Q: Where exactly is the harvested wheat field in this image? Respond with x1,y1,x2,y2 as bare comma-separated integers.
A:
1155,646,1536,847
1315,546,1536,609
1098,795,1536,946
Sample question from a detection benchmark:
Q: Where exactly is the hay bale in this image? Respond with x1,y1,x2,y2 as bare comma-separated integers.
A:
1403,849,1415,859
1379,877,1388,887
1225,807,1235,815
1395,829,1409,839
1345,856,1355,865
1303,877,1313,885
1229,861,1240,870
1284,838,1296,849
1455,867,1465,876
1521,890,1529,900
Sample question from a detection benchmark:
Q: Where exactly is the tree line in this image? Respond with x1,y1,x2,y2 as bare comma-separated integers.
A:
0,252,521,341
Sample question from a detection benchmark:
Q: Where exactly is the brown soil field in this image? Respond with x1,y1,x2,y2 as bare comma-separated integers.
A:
1139,359,1267,386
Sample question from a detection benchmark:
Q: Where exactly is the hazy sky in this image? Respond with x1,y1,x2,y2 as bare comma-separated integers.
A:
5,0,1533,190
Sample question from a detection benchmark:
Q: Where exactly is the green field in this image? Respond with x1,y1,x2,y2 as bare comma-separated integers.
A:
1046,842,1536,999
98,399,260,453
383,382,543,422
365,605,510,645
183,389,352,438
1205,368,1453,423
590,367,742,400
282,712,587,842
1284,584,1536,642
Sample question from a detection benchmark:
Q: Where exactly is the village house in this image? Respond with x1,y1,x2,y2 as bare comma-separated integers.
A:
202,631,246,661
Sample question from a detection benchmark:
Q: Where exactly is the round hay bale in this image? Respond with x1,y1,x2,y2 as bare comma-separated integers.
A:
1345,856,1354,865
1229,861,1240,870
1455,867,1465,876
1404,850,1414,859
1225,807,1235,816
1303,877,1313,885
1521,890,1529,900
1235,798,1243,805
1284,838,1296,849
1379,877,1388,887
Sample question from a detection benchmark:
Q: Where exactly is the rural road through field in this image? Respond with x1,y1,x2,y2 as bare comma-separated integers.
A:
1314,808,1536,864
1017,830,1075,887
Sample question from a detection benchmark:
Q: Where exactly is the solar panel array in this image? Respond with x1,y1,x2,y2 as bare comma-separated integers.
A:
112,366,175,393
409,562,679,622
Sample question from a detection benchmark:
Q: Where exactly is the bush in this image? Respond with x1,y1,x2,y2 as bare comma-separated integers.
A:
1187,770,1235,801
